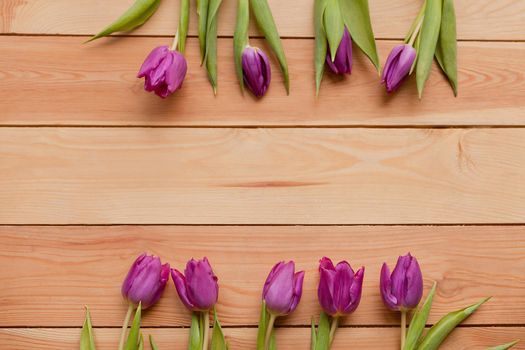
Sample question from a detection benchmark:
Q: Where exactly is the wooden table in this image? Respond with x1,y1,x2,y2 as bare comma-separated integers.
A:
1,0,524,348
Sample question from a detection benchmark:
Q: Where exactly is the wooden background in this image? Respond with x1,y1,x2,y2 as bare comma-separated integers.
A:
0,0,524,349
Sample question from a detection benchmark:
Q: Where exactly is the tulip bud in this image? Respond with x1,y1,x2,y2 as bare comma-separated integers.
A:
242,46,272,98
380,253,423,311
381,44,417,93
263,261,305,316
171,257,219,311
137,45,187,98
121,253,170,310
326,28,352,75
318,257,364,317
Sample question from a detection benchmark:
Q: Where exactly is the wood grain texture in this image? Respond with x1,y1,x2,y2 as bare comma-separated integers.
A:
1,37,523,127
1,128,525,224
1,226,524,327
0,327,523,349
1,0,524,40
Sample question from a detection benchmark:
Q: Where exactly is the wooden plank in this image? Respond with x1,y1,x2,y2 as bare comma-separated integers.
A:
0,226,524,327
1,128,525,224
1,37,524,127
0,327,523,349
1,0,524,40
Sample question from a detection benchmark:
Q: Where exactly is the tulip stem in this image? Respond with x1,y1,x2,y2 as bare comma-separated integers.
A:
202,310,210,350
171,30,180,51
400,310,407,350
407,16,424,47
118,303,134,350
329,316,339,346
264,313,277,350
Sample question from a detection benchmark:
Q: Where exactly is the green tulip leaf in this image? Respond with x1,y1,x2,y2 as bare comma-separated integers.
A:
310,318,317,350
177,0,190,54
211,308,229,350
198,0,210,61
149,335,160,350
486,340,520,350
416,0,443,98
416,297,491,350
323,0,345,63
256,302,276,350
314,312,330,350
404,282,437,350
314,0,329,95
124,304,142,350
86,0,161,43
435,0,457,96
138,333,144,350
250,0,290,93
204,0,223,94
80,306,96,350
339,0,380,71
189,312,203,350
234,0,250,93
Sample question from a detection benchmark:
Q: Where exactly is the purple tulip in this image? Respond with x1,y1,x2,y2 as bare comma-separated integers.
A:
121,253,170,310
318,257,364,317
137,45,187,98
381,44,417,93
242,46,271,98
380,253,423,311
262,261,305,316
171,257,219,311
326,28,353,75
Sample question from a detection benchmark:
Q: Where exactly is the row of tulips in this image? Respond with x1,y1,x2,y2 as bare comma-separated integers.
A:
86,0,458,99
80,253,518,350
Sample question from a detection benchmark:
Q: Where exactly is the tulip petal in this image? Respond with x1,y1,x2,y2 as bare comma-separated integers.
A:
264,261,295,315
403,256,423,309
380,262,398,310
122,253,148,297
289,270,305,313
171,268,194,310
333,261,354,312
138,46,170,77
343,266,364,314
186,258,219,310
318,266,337,315
263,261,285,298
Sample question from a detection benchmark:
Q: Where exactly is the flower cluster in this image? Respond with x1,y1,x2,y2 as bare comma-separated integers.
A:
87,0,457,100
79,252,514,350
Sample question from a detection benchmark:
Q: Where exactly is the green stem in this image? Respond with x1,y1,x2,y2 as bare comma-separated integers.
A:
202,310,210,350
400,310,407,350
329,316,339,347
171,29,180,51
264,313,277,350
407,16,424,47
118,303,134,350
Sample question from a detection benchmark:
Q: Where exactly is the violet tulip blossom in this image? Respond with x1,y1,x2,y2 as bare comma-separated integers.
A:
121,253,170,310
263,261,305,316
242,46,271,98
318,257,364,317
380,253,423,311
381,44,416,93
137,45,187,98
326,28,353,75
171,257,219,312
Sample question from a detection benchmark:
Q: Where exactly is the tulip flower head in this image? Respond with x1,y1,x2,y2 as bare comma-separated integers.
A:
262,261,305,316
318,257,364,317
171,257,219,312
121,253,170,310
326,28,353,75
381,44,416,93
137,45,187,98
380,253,423,311
242,46,272,98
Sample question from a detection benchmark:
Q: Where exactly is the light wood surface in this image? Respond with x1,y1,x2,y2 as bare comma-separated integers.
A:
1,128,524,224
1,37,524,127
1,0,524,40
1,226,524,327
1,327,523,350
1,0,524,347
